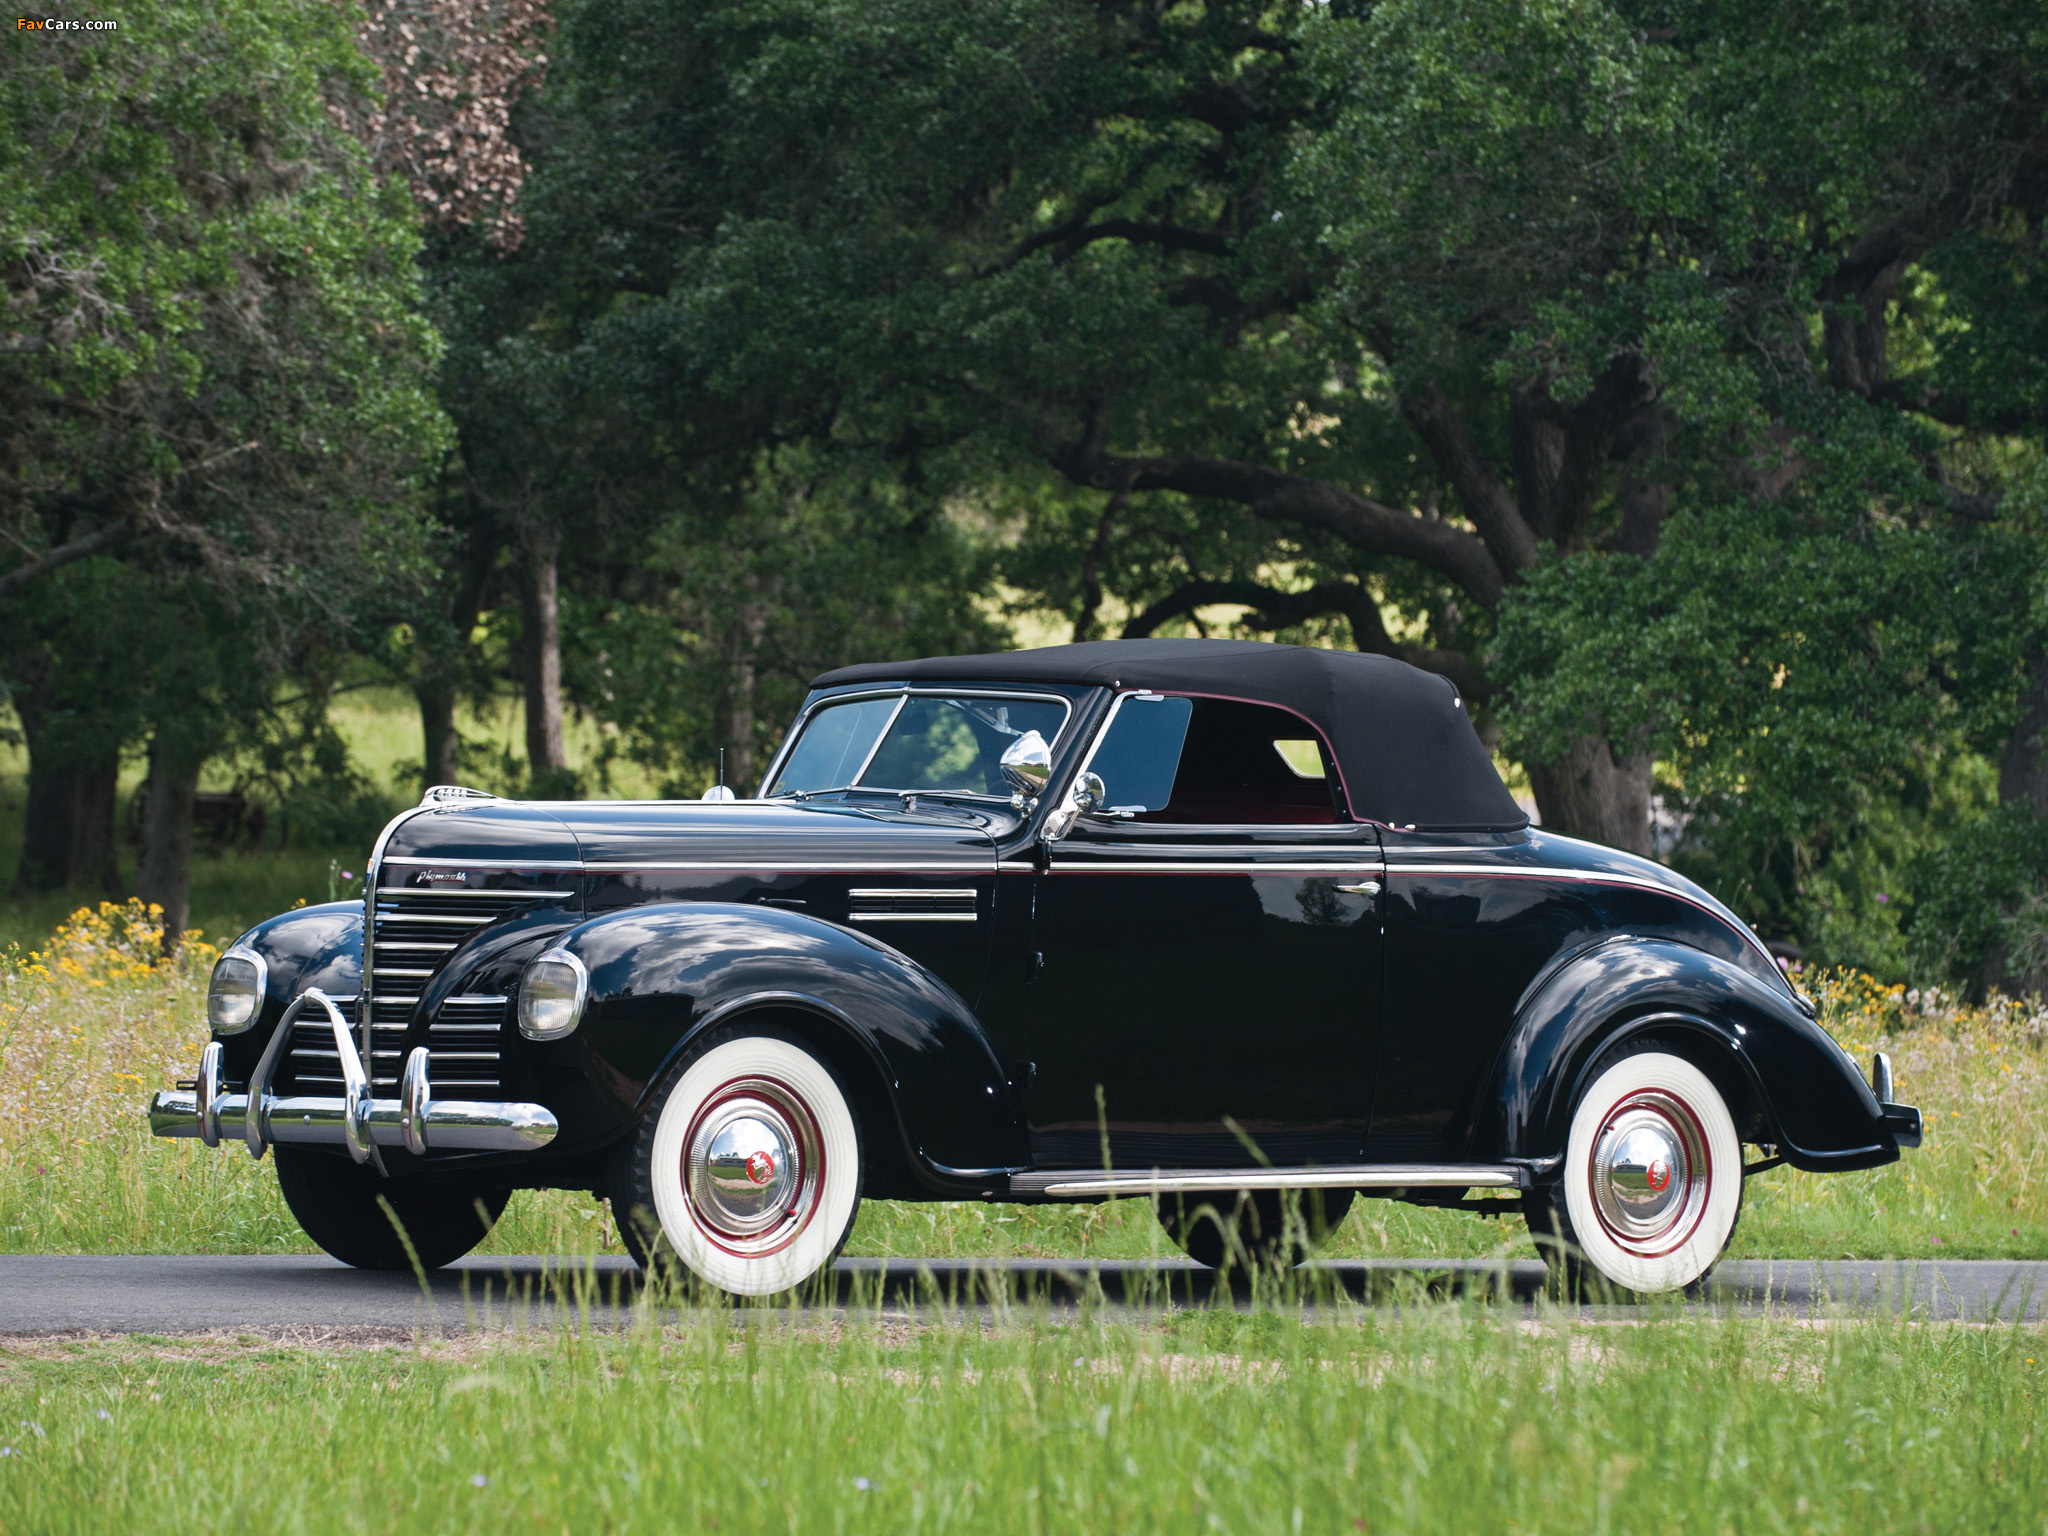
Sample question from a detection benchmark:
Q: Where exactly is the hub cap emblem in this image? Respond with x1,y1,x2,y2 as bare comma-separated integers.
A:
1646,1158,1671,1192
745,1149,776,1186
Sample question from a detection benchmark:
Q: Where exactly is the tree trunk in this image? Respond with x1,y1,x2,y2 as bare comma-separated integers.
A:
11,652,120,896
518,522,567,782
418,679,461,791
1526,737,1654,855
1998,646,2048,816
724,600,768,790
17,750,121,895
134,739,200,947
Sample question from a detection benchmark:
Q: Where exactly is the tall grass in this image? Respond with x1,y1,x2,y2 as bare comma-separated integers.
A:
0,1301,2041,1533
0,902,2041,1260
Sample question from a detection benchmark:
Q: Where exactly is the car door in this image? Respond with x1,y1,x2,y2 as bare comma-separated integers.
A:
1025,693,1385,1170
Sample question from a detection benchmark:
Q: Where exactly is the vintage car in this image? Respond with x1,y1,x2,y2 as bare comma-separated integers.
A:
149,640,1921,1296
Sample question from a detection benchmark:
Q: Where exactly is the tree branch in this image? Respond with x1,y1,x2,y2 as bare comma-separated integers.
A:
1049,442,1506,609
1399,383,1539,576
0,520,134,601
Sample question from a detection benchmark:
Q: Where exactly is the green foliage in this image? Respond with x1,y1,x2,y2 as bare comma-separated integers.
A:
554,445,1007,795
1906,801,2048,992
0,0,449,556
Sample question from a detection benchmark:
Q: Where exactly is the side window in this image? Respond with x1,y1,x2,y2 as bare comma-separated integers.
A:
1084,694,1194,812
1140,698,1342,825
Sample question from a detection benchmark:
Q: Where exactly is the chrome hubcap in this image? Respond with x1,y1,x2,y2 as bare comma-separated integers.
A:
684,1078,825,1254
1590,1091,1710,1255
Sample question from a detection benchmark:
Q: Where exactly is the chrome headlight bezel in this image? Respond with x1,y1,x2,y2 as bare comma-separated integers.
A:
206,946,268,1036
518,948,589,1041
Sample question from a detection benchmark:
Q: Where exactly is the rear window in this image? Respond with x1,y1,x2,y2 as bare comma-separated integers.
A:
768,694,1069,798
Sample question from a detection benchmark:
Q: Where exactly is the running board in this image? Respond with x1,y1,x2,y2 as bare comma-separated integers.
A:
1009,1163,1528,1200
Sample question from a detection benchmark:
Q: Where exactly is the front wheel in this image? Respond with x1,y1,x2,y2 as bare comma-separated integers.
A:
1534,1046,1743,1297
611,1028,863,1297
274,1146,511,1270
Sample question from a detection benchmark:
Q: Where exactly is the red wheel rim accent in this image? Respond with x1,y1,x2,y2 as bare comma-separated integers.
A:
679,1074,829,1261
1584,1088,1714,1260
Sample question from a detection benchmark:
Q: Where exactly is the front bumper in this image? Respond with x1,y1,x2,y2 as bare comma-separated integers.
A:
147,987,557,1162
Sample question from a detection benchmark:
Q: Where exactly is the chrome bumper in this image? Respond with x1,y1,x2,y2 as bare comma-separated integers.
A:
146,987,557,1162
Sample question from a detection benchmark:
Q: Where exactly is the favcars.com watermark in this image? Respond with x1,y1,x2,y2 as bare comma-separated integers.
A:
17,16,120,27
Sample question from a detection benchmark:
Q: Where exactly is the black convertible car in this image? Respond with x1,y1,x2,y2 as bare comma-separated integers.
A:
150,640,1920,1295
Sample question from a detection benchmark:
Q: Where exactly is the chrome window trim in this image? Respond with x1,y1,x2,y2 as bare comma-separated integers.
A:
758,688,1076,799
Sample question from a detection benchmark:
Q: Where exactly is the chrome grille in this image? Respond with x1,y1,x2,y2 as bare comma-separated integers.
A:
365,886,572,1092
280,994,360,1094
429,994,509,1094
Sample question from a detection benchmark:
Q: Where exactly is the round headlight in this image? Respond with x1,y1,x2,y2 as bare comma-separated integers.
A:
207,949,267,1035
519,950,589,1041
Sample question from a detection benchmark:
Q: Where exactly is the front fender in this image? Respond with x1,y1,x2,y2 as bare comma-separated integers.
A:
553,904,1029,1186
1474,937,1898,1174
212,902,363,1087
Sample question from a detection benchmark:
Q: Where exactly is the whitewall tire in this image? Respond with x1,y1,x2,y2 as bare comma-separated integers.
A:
1548,1048,1743,1295
622,1030,863,1297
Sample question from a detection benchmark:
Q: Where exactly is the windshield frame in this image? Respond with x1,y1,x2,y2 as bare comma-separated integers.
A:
761,687,1075,802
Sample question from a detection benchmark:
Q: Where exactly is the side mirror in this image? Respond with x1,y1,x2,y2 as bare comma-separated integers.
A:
999,730,1052,798
1071,770,1106,813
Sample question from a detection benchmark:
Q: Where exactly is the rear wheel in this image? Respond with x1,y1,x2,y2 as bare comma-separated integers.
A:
610,1027,863,1296
274,1145,511,1271
1534,1046,1743,1297
1155,1188,1355,1270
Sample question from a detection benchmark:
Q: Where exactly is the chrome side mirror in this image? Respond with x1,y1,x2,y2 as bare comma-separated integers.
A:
1042,769,1107,842
999,730,1052,798
1071,771,1106,813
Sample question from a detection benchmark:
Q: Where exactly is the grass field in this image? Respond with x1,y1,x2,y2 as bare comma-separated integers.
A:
0,901,2040,1265
0,1304,2041,1534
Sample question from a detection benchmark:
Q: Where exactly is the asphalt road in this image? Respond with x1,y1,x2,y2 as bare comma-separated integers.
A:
0,1256,2040,1335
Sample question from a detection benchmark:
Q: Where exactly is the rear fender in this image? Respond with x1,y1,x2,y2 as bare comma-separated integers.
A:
1475,937,1897,1174
557,903,1029,1191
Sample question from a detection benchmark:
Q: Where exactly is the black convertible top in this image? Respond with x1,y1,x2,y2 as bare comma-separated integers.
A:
813,640,1528,832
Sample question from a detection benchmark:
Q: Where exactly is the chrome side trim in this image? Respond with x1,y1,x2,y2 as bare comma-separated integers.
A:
1010,1163,1526,1199
380,856,585,871
375,886,580,899
1046,863,1385,875
851,913,981,923
582,862,994,874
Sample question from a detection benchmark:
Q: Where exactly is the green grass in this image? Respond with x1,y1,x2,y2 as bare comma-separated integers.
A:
0,1304,2041,1533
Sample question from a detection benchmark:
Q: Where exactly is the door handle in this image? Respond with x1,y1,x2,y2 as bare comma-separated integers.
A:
1336,880,1381,897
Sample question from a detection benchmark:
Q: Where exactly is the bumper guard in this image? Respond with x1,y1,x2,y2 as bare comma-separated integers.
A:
147,988,558,1164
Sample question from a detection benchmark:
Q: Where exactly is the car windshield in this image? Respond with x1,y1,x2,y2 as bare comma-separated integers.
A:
768,695,1069,798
